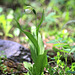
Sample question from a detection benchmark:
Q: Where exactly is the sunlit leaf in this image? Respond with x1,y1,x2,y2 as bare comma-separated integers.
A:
13,28,20,36
53,43,65,47
23,62,32,70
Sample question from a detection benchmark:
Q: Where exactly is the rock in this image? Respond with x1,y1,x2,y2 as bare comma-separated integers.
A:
0,39,31,63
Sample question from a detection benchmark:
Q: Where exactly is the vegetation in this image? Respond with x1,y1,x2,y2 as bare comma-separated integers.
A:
0,0,75,75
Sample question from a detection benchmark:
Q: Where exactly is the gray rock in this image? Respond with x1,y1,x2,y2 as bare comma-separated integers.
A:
0,39,31,63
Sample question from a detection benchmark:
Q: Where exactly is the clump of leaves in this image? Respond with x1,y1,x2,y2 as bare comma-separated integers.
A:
0,10,13,38
15,6,48,75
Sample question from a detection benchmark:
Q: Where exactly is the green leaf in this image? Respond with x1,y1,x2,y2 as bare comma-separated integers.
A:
60,49,70,53
45,12,56,22
30,44,38,62
13,28,20,36
31,26,44,55
30,26,39,62
65,11,69,21
67,71,75,74
38,33,44,54
64,49,71,52
7,34,13,38
71,37,75,42
53,43,65,47
36,10,44,37
30,26,44,62
33,51,47,75
47,40,57,44
15,19,40,56
23,62,32,70
70,48,75,53
31,26,37,39
5,24,12,37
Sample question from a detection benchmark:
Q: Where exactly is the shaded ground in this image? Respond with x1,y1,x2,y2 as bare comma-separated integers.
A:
0,37,75,74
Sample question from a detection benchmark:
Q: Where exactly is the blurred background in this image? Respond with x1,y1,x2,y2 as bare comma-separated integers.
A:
0,0,75,49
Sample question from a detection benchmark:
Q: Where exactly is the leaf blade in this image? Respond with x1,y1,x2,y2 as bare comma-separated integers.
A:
15,19,40,55
36,10,44,36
